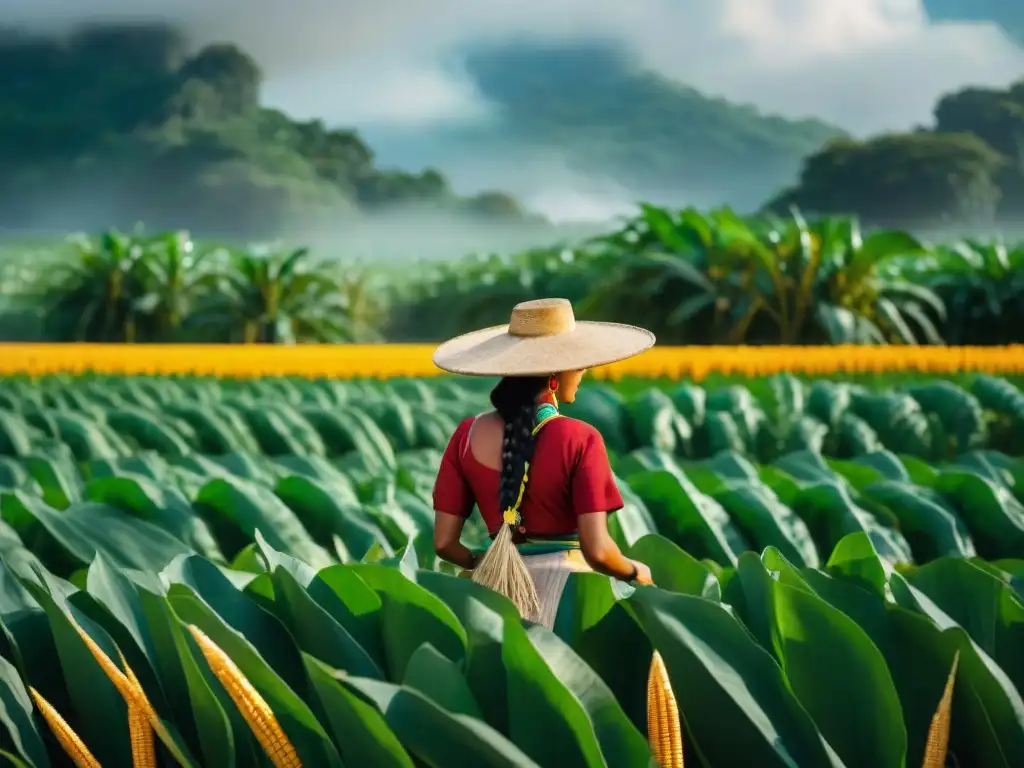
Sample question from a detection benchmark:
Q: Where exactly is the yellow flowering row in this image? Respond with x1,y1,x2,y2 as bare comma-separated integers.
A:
1,343,1023,380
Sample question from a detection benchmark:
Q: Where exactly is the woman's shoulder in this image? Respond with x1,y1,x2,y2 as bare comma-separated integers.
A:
449,411,497,442
544,415,604,444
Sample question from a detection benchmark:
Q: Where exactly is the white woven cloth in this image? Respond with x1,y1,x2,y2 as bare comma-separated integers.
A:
522,550,593,629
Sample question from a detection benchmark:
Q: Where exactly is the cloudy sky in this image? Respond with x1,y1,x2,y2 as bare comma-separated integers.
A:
7,0,1024,136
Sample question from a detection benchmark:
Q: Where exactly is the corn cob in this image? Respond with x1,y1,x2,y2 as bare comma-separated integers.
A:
187,624,302,768
28,686,101,768
648,650,683,767
128,701,156,768
66,610,189,766
68,615,148,711
120,655,156,768
922,651,960,768
121,651,189,768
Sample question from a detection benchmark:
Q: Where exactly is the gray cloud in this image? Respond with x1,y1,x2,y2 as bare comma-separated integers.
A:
6,0,1024,221
5,0,1023,135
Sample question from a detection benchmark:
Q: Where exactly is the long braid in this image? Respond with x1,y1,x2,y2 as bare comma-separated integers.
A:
471,375,546,620
491,376,544,515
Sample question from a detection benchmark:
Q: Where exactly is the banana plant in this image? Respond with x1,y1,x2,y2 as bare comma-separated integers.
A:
756,210,946,344
580,205,947,345
189,246,362,343
35,230,151,342
922,239,1024,345
578,205,727,343
132,230,221,340
387,246,601,341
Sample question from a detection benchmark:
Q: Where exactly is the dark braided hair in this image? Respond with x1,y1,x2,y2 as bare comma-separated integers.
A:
490,375,547,518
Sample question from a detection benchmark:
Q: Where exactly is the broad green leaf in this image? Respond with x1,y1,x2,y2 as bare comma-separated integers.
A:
552,573,651,733
824,532,889,597
84,474,223,561
169,588,344,767
625,467,748,565
194,476,333,568
904,558,1024,694
163,555,311,697
627,586,842,767
770,579,906,767
347,564,467,680
524,624,652,766
933,470,1024,559
0,654,49,768
403,642,482,718
627,534,721,598
274,475,390,560
269,563,383,679
890,575,1024,767
414,570,516,733
303,655,415,767
711,483,820,567
342,675,539,766
21,576,132,767
5,492,194,572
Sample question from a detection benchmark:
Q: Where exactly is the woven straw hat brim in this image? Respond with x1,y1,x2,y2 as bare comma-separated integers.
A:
433,320,655,376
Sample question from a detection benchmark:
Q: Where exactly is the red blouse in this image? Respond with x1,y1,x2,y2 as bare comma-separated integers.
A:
432,415,624,536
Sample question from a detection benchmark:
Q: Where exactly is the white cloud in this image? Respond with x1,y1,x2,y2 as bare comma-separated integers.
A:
5,0,1024,134
626,0,1024,134
262,55,492,127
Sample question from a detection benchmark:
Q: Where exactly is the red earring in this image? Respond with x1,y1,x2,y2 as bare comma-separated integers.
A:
548,376,559,393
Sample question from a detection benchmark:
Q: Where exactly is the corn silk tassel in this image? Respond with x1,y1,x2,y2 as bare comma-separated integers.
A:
188,625,303,768
470,456,542,621
28,687,101,768
922,651,959,768
66,612,188,766
471,402,561,621
647,651,683,767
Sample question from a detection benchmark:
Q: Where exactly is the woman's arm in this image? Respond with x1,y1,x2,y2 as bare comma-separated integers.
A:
433,511,477,570
578,513,652,583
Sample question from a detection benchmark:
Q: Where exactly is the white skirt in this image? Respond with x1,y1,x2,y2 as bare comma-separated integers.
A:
521,550,593,629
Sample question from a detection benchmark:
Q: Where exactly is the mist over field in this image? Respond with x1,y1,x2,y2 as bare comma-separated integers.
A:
0,0,1022,244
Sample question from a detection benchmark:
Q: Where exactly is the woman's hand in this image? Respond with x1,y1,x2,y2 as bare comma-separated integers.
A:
629,559,653,585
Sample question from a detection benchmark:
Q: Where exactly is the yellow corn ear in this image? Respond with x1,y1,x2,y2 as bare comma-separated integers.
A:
28,686,101,768
922,651,960,768
647,650,683,767
66,610,190,766
68,615,143,707
128,702,156,768
187,625,302,768
122,655,159,768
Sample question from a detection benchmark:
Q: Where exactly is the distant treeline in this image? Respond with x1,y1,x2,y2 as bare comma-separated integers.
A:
1,206,1021,348
0,23,533,238
767,80,1024,228
0,22,1022,237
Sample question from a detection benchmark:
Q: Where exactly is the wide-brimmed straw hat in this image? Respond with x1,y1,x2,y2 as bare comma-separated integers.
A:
432,298,655,376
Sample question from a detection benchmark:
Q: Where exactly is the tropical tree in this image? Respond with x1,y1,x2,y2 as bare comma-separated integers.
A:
765,133,1006,228
579,206,946,345
36,230,151,342
188,246,368,343
132,230,220,340
383,245,603,341
751,210,946,344
919,238,1024,345
576,205,723,342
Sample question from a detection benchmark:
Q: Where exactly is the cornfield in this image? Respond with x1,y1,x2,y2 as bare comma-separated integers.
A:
0,370,1021,767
